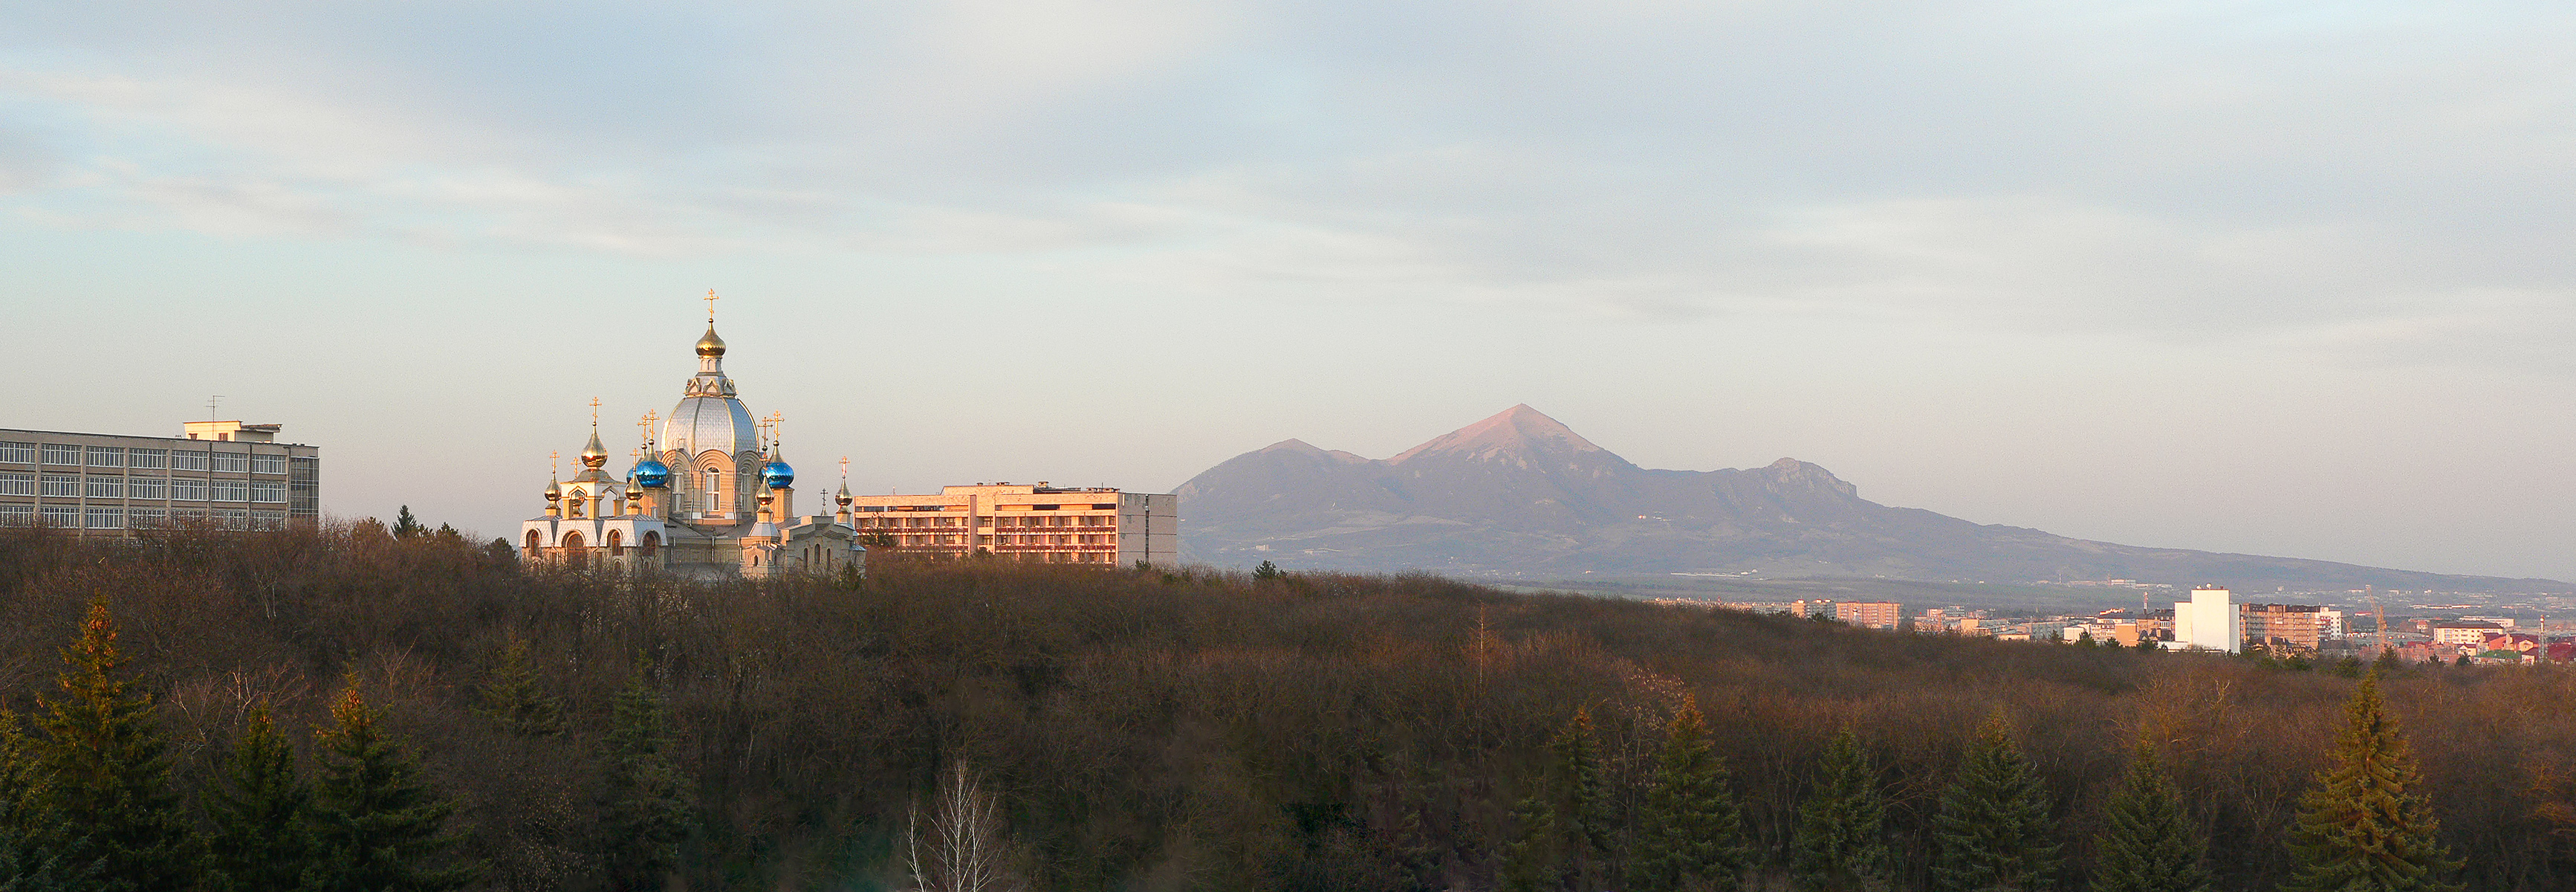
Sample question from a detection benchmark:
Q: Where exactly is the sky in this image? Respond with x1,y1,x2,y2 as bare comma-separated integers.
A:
1,1,2571,581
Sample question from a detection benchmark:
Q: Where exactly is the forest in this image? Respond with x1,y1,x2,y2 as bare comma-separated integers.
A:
0,520,2563,891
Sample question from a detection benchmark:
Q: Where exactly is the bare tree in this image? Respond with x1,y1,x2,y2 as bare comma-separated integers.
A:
904,760,1024,892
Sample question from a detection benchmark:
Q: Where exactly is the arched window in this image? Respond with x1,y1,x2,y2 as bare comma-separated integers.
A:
525,530,541,556
560,531,585,568
705,467,722,513
640,531,660,556
608,529,623,555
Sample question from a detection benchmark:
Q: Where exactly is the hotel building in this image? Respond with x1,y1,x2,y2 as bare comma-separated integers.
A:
846,483,1178,567
0,421,320,532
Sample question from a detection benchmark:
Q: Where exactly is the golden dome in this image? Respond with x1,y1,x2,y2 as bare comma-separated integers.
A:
580,427,609,468
695,326,727,358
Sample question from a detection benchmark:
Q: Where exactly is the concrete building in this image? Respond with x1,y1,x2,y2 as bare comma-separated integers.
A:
522,308,861,578
2433,620,2506,646
2172,586,2242,653
1835,601,1902,631
2242,604,2327,652
0,421,319,532
846,482,1178,567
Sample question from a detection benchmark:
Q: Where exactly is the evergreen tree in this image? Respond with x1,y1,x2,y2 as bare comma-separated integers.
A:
2372,648,2404,674
473,636,564,737
1499,708,1612,892
2089,744,2210,892
0,714,91,892
597,675,695,891
1931,714,2059,892
2281,675,2462,892
305,682,477,892
1635,697,1750,892
1791,728,1891,892
1499,792,1560,892
19,599,190,892
200,703,317,892
1253,560,1283,581
390,505,426,539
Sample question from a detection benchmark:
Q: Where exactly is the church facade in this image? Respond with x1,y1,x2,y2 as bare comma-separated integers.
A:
520,313,862,578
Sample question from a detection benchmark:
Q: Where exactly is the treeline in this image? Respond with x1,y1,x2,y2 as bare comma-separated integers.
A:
0,523,2569,890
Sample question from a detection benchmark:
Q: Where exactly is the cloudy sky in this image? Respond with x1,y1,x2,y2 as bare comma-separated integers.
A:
4,1,2571,581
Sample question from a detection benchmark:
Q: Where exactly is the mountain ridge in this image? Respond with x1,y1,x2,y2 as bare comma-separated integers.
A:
1176,405,2566,592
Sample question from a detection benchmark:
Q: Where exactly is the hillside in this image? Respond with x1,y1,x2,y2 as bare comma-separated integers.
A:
0,525,2570,891
1178,404,2564,592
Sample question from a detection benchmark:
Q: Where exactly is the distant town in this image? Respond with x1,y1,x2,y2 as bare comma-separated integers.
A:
1654,580,2576,665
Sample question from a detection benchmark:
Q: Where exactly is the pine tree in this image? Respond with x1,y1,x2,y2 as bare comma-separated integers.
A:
2089,744,2210,892
305,682,477,892
20,599,190,892
2281,675,2462,892
597,675,694,891
473,636,564,737
1500,708,1612,892
1635,697,1751,892
200,703,316,892
1931,714,2059,892
0,713,91,892
390,505,425,539
1499,792,1560,892
1791,728,1891,892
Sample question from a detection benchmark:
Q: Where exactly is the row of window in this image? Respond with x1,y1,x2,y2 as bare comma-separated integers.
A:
1,474,285,502
0,504,287,530
883,534,1120,547
854,514,1115,529
0,442,289,474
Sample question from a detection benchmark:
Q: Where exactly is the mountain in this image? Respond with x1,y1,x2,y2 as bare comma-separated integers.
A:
1176,404,2565,592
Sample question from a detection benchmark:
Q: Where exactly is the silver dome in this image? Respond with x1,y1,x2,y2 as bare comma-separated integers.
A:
664,394,756,458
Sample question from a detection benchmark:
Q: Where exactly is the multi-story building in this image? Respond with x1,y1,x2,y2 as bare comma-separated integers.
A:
1835,601,1901,631
846,482,1178,567
2242,604,2327,652
2173,586,2242,653
0,421,319,532
2433,620,2505,646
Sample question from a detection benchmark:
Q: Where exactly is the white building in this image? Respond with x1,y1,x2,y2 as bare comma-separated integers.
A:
846,482,1179,567
2172,586,2242,653
0,421,319,532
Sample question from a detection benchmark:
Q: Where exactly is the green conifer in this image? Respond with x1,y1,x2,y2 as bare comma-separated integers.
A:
1635,697,1751,892
2280,675,2462,892
200,704,315,892
21,600,190,892
1791,728,1891,892
473,636,563,737
305,683,477,892
1500,708,1612,892
1931,713,2059,892
1499,792,1560,892
0,713,90,892
597,676,695,890
2089,744,2210,892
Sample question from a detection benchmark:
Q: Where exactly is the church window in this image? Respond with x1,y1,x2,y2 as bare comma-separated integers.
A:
569,499,585,518
525,531,542,555
640,531,660,555
608,529,623,555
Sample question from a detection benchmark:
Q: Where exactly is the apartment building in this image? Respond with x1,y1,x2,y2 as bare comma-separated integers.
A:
1834,601,1902,631
0,421,320,533
843,482,1178,567
2242,604,2328,651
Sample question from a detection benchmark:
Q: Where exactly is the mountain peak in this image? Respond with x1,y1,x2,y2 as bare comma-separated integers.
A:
1389,404,1609,465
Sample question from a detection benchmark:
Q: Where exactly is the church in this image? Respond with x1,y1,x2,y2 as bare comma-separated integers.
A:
520,302,862,578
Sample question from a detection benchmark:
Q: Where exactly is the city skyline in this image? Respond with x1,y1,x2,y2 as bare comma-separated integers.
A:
4,2,2572,581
